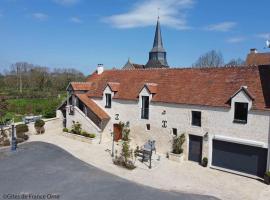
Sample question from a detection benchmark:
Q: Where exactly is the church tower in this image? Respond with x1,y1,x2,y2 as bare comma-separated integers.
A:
145,18,169,68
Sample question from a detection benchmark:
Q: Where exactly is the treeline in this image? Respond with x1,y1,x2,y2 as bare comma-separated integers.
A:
0,62,85,98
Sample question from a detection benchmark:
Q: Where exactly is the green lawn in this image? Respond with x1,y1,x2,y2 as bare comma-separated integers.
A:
5,96,65,123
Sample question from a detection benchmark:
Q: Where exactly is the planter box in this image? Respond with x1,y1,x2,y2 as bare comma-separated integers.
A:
264,175,270,185
168,152,184,162
62,132,96,144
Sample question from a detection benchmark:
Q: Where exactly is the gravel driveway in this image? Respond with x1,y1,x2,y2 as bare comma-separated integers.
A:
0,142,218,200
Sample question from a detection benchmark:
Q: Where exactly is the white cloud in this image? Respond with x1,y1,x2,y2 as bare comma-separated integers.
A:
70,17,82,24
205,22,237,32
32,13,48,21
53,0,80,6
226,37,246,43
103,0,194,29
256,33,270,39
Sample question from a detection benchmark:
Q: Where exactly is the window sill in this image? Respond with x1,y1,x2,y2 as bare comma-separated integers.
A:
233,119,247,124
191,124,201,128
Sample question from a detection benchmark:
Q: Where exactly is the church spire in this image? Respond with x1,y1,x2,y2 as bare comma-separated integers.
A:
151,18,165,53
145,17,169,68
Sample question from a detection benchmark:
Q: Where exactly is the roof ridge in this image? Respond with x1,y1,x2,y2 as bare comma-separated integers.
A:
106,65,260,72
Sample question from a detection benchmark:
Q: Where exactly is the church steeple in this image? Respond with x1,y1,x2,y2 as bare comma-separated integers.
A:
145,18,169,68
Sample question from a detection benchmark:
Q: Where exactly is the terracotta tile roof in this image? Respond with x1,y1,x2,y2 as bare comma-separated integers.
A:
144,83,158,94
84,66,270,111
75,94,110,120
69,82,93,91
246,52,270,65
107,82,120,92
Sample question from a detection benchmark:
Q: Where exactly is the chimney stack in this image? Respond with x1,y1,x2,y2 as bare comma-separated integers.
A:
97,64,104,75
250,48,258,54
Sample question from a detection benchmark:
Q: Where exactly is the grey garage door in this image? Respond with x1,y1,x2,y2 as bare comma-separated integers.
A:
212,140,268,177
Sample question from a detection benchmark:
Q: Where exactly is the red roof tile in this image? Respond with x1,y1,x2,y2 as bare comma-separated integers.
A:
69,82,93,91
84,66,270,111
75,94,110,120
246,52,270,65
107,82,120,92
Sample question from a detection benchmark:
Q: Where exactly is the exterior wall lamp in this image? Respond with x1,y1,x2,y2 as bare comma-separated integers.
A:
203,132,209,142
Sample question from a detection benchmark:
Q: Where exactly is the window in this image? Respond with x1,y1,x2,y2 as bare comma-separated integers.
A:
105,93,111,108
172,128,177,136
141,96,149,119
146,124,150,130
234,102,248,123
192,111,201,127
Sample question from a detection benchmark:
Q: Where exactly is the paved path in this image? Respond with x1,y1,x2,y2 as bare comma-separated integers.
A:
0,142,218,200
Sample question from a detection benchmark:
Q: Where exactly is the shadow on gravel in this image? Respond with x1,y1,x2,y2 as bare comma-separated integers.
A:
0,142,220,200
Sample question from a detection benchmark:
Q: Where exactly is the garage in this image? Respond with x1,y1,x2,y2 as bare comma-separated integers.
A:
212,140,268,177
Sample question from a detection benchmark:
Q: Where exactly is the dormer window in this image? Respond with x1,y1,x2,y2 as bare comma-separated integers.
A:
105,93,111,108
141,96,149,119
234,102,248,124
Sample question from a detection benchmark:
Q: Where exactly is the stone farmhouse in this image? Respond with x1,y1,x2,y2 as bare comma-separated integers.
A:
58,19,270,178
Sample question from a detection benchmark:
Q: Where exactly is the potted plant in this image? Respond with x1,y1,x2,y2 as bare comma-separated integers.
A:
202,157,208,167
169,133,185,162
264,171,270,185
34,119,45,134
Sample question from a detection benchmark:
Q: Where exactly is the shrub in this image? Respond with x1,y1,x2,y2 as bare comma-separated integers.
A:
3,139,10,146
202,157,208,167
113,156,136,170
71,121,82,135
172,133,185,154
35,119,45,128
16,124,29,134
81,131,96,139
265,171,270,177
43,109,55,118
63,128,69,132
34,119,45,134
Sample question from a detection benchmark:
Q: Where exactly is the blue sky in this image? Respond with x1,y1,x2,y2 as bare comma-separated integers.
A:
0,0,270,74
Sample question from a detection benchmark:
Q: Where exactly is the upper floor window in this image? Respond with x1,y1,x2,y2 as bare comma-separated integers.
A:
105,93,111,108
234,102,248,124
192,111,201,127
141,96,149,119
172,128,177,136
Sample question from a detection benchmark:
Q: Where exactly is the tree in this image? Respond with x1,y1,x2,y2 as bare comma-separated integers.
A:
225,58,245,66
0,98,8,136
0,98,8,124
192,50,224,68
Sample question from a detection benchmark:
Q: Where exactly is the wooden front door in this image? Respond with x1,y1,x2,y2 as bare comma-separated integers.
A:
113,124,122,141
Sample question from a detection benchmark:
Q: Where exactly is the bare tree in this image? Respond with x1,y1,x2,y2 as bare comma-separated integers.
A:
225,58,245,66
192,50,224,68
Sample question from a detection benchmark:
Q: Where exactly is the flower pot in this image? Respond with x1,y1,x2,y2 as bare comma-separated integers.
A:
35,126,45,134
168,152,184,162
264,175,270,185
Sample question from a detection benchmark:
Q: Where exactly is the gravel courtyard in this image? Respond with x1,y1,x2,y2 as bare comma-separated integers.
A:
0,142,218,200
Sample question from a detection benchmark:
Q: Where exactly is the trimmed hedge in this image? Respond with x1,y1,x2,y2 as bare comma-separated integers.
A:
16,124,29,134
35,119,45,128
